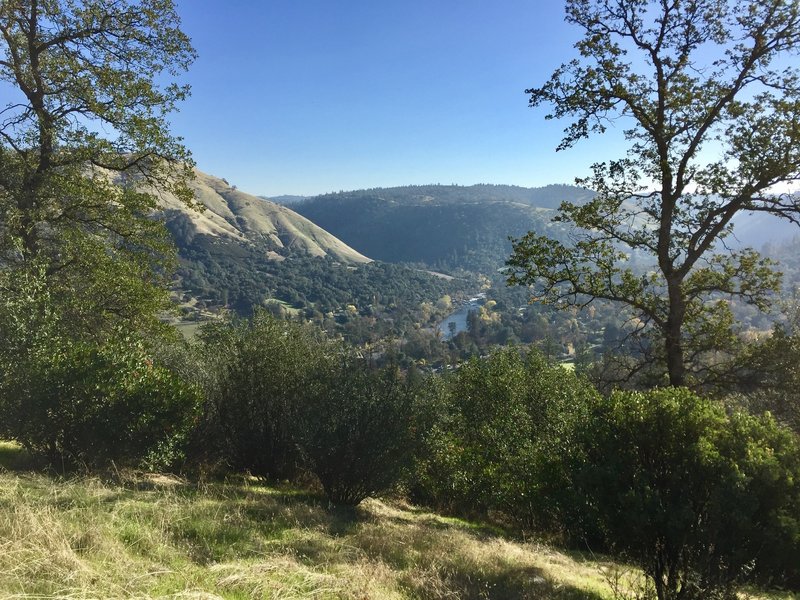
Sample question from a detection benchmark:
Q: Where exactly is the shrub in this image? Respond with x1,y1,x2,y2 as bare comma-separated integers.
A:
411,349,531,516
197,312,334,479
198,313,418,502
733,324,800,435
303,360,417,505
0,335,200,470
567,388,800,600
409,348,598,528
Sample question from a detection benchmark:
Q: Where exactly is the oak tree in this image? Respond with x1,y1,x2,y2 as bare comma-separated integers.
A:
0,1,197,465
507,0,800,387
0,0,196,339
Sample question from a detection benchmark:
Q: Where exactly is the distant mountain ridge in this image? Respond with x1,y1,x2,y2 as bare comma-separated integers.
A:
302,183,594,208
260,194,311,205
730,208,800,250
290,183,594,271
149,173,799,318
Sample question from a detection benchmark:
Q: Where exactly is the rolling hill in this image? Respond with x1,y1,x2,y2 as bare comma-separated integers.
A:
152,169,470,317
156,174,799,325
289,184,594,272
158,169,370,264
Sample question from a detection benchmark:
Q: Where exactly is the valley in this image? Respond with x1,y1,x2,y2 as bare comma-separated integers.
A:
3,2,800,596
161,173,800,375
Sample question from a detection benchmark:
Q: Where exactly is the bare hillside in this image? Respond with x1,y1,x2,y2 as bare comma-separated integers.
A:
158,168,371,264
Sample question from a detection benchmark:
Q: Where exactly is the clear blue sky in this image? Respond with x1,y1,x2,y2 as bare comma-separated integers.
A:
171,1,629,197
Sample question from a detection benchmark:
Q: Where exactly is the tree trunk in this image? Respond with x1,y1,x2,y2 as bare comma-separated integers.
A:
665,278,686,387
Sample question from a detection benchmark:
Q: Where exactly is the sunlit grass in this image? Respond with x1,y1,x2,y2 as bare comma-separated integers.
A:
0,440,34,471
0,474,605,598
0,443,793,599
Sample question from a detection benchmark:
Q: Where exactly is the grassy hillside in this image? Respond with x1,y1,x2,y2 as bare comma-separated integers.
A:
0,443,792,600
158,168,371,265
0,479,607,597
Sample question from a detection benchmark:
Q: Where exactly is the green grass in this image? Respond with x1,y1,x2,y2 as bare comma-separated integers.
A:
0,443,794,599
263,298,302,316
0,440,37,471
174,320,206,339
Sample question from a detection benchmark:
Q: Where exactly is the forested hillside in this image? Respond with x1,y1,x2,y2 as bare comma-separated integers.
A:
161,175,800,370
291,184,593,271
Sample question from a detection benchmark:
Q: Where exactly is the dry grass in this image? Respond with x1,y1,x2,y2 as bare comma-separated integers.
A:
0,474,605,598
0,444,794,600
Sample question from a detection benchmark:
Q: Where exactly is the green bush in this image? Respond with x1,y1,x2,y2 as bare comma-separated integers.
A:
197,312,334,479
303,361,417,505
197,312,419,504
567,388,800,600
410,348,598,528
733,324,800,435
410,350,530,517
0,335,200,470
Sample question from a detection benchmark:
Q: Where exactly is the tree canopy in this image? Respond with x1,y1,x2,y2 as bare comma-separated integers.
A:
0,0,195,340
0,0,197,463
507,0,800,387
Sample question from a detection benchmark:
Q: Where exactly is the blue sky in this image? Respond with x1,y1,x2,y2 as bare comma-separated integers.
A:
171,1,630,197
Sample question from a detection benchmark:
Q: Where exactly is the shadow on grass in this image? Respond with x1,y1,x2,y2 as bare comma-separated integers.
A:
406,569,608,600
224,485,608,599
0,441,41,471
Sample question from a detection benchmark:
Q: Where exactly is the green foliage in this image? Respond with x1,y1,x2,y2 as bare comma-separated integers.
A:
0,0,195,342
566,388,800,600
196,313,420,505
0,1,197,471
733,299,800,434
0,0,195,275
293,185,585,272
0,263,201,470
303,362,417,506
411,348,598,528
508,0,800,387
197,312,335,479
178,239,470,318
0,333,200,470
